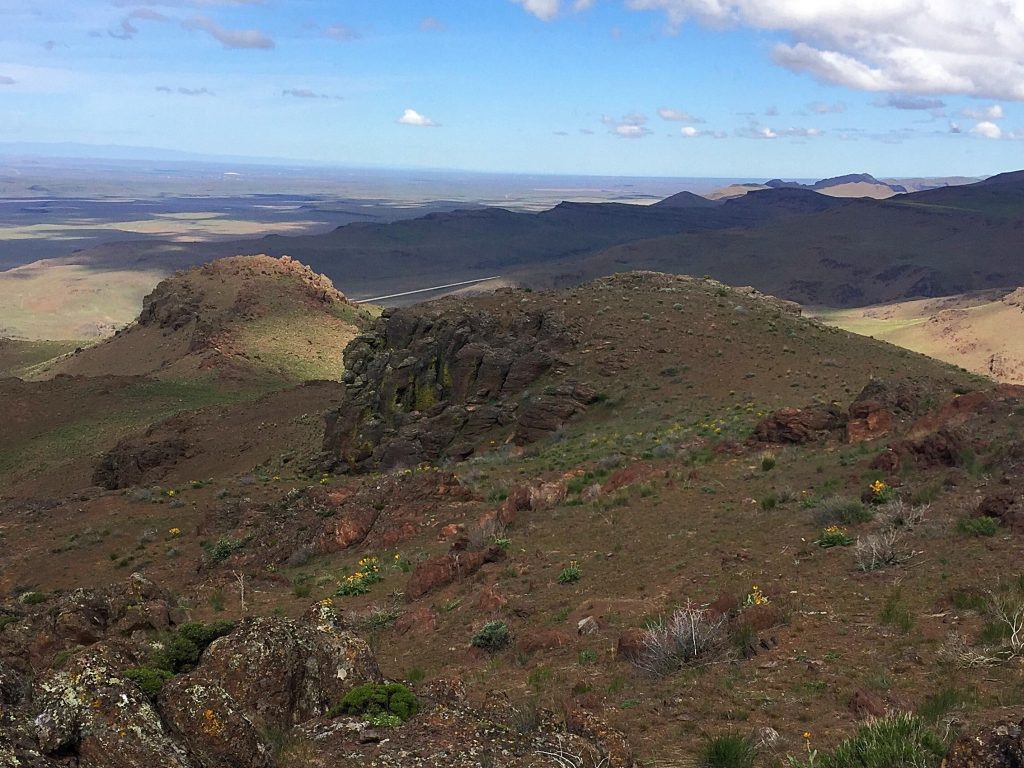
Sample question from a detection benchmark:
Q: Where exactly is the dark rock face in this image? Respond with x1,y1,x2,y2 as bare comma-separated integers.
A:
751,405,845,444
92,437,188,490
943,719,1024,768
322,302,592,471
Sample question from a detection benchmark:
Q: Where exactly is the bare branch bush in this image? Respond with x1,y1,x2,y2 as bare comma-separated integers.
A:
633,602,726,676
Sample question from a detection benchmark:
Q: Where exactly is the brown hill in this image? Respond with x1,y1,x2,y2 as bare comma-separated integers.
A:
38,254,372,384
5,272,1024,766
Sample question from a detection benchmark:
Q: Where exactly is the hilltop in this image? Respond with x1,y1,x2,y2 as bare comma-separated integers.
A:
7,270,1023,765
35,254,371,384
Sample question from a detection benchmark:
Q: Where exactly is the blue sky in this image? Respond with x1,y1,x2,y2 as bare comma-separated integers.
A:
1,0,1022,178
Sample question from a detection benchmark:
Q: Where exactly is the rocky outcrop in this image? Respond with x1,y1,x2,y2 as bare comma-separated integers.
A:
943,719,1024,768
751,405,845,444
92,437,188,490
321,301,592,471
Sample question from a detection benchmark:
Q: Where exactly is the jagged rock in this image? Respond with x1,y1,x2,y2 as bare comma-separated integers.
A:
943,718,1024,768
977,488,1022,527
322,301,581,471
616,629,647,663
405,545,506,601
847,400,894,443
751,405,845,444
33,642,194,768
872,428,966,472
92,438,188,490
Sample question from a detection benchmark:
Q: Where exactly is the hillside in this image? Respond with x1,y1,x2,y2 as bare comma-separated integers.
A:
8,271,1024,766
815,287,1024,384
37,254,371,384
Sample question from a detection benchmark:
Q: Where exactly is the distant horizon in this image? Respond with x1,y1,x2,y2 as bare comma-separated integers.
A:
0,140,996,187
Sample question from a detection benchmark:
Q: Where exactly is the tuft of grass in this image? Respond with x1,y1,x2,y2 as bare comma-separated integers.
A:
471,620,511,651
957,516,999,537
880,590,914,633
817,496,874,526
918,686,973,724
795,712,946,768
699,733,756,768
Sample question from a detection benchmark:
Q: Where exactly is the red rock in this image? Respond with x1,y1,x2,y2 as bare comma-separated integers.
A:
405,545,505,601
616,628,647,662
848,689,886,718
393,606,438,637
517,629,573,653
476,585,508,613
735,604,783,632
439,523,464,540
708,592,740,620
847,400,894,443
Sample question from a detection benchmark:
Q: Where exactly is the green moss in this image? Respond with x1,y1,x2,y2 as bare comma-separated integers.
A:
330,682,418,722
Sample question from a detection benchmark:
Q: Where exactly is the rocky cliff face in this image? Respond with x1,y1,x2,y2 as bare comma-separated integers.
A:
321,297,597,472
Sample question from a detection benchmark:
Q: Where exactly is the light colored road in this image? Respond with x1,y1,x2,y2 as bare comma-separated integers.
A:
355,275,502,303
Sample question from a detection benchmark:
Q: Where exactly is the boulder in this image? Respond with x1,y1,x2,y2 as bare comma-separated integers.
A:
405,545,506,601
943,719,1024,768
751,406,844,444
92,438,188,490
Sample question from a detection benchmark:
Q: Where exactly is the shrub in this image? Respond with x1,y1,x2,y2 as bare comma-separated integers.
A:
207,536,245,562
699,733,756,768
817,525,854,548
760,452,777,472
855,529,908,572
335,557,383,597
471,620,511,651
124,666,173,697
818,496,874,526
557,561,582,584
18,591,47,605
330,682,418,722
918,686,971,723
958,516,999,537
155,620,235,674
633,603,725,675
792,712,945,768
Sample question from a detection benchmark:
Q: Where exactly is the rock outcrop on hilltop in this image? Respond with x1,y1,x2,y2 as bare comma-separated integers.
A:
320,297,598,472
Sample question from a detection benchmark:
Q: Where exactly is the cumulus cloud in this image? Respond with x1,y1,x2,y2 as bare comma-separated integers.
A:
512,0,561,20
511,0,595,20
0,75,14,85
602,112,652,138
419,16,447,31
182,15,274,49
875,94,946,110
972,121,1002,139
657,107,704,123
324,23,360,42
961,104,1003,120
621,0,1024,101
398,108,438,127
808,100,845,114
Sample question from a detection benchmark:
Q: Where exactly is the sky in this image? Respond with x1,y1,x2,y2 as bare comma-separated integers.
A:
1,0,1023,179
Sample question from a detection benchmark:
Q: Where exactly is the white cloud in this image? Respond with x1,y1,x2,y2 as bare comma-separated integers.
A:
736,122,822,139
602,112,652,138
511,0,561,20
657,107,704,123
960,104,1003,120
680,126,699,136
398,108,438,127
574,0,596,9
621,0,1024,101
972,120,1002,139
283,88,327,99
808,100,845,114
0,75,14,85
419,16,447,31
324,24,360,42
182,16,274,49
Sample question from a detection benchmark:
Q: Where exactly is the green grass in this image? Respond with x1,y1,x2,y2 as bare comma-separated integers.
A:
698,733,756,768
791,713,945,768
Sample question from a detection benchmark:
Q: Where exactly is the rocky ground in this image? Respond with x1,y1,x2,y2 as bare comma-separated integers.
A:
4,267,1024,766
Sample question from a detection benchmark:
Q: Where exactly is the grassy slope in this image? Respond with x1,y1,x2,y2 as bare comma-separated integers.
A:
2,274,1012,765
